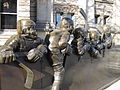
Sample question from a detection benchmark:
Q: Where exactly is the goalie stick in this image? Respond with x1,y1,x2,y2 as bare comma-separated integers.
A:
16,60,34,89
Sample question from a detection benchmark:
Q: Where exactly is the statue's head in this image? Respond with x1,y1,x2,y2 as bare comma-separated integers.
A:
60,17,74,33
73,27,87,39
89,30,100,41
17,19,37,37
103,25,111,34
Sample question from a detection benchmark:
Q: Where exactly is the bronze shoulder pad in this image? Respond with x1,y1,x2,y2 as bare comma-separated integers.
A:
4,35,19,46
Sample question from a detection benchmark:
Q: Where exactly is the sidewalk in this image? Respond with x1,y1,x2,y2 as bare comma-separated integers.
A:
105,80,120,90
98,77,120,90
62,46,120,90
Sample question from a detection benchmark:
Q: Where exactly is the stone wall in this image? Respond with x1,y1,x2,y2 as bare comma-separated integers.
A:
30,0,37,21
17,0,37,21
53,4,79,14
54,0,79,5
87,0,95,24
95,1,113,25
37,0,52,23
113,34,120,46
78,0,95,24
36,0,53,29
112,0,120,29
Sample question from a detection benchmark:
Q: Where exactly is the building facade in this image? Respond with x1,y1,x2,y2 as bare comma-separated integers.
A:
95,0,120,45
0,0,95,30
0,0,120,45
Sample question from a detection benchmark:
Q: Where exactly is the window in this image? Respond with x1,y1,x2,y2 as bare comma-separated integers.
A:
94,15,100,24
103,16,109,25
55,13,62,27
54,13,73,27
64,14,73,19
0,0,17,29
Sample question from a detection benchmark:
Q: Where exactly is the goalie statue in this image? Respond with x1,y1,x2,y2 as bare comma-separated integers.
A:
0,19,47,88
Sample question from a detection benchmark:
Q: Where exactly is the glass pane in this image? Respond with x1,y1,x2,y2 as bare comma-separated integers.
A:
65,14,72,19
0,0,1,12
0,0,17,13
1,14,17,29
94,16,97,24
56,13,61,27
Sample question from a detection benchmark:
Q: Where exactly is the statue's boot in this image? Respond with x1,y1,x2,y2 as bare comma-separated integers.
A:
51,64,65,90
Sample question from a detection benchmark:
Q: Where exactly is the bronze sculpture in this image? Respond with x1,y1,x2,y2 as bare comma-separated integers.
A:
71,26,112,60
0,18,113,90
0,19,47,88
71,27,90,56
48,17,73,90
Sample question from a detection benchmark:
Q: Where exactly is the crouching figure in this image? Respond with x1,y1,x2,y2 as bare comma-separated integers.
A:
0,19,47,88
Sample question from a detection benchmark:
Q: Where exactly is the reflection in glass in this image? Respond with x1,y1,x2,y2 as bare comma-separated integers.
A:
0,0,17,13
1,14,17,29
0,0,17,29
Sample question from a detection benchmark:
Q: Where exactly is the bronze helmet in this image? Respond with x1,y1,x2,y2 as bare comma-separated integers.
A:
17,19,36,35
89,30,100,41
103,25,111,34
59,17,74,32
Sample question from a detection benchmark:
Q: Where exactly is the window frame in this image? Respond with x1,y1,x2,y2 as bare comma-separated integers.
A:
55,13,62,27
103,15,109,25
0,0,17,30
54,12,74,28
94,14,100,24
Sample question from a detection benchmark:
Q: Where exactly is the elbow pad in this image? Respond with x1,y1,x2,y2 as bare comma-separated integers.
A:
27,45,47,62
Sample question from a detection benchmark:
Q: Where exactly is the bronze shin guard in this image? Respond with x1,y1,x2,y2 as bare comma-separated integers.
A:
51,64,65,90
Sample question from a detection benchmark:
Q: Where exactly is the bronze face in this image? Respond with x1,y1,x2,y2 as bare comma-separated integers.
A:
59,17,74,33
17,19,37,37
89,31,100,41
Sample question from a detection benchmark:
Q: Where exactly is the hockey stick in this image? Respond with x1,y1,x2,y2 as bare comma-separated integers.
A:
16,60,34,89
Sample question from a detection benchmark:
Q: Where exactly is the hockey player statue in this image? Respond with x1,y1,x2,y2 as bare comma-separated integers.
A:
88,30,103,58
0,19,47,88
88,26,112,58
101,25,112,56
71,26,112,61
71,27,89,56
48,17,74,90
